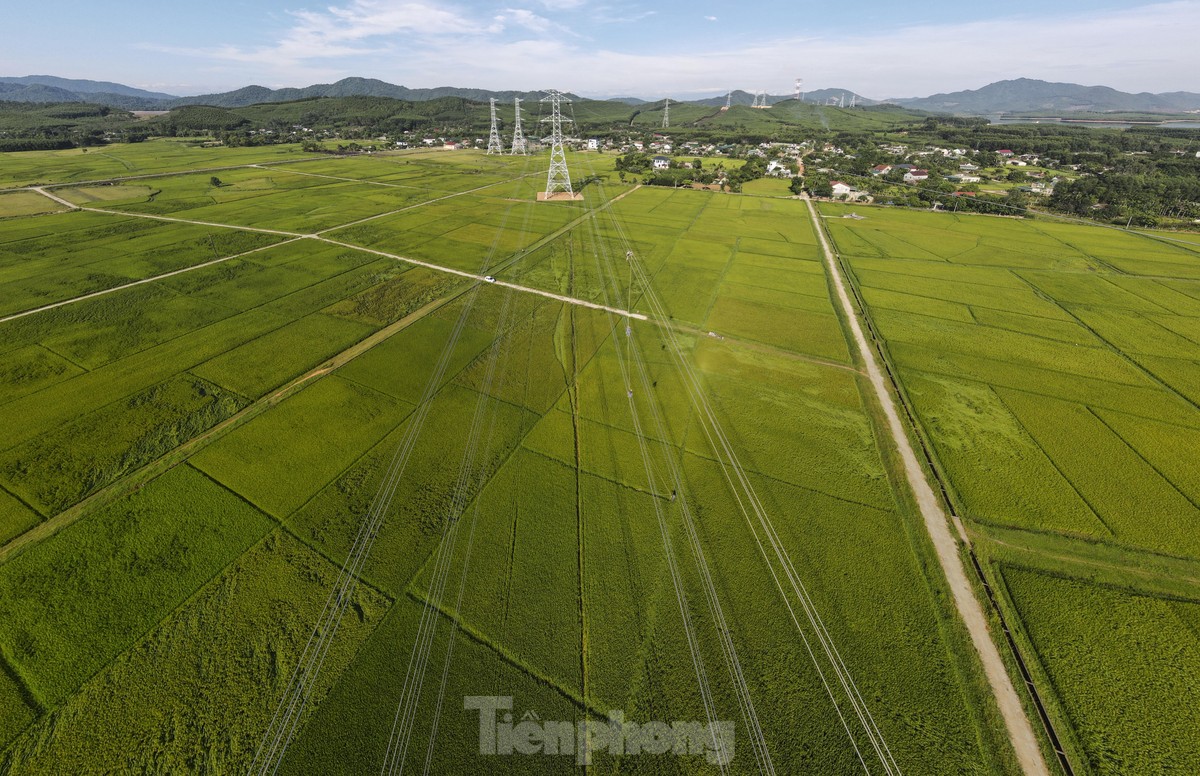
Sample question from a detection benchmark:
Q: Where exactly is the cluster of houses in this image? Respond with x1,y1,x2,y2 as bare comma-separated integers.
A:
869,164,931,182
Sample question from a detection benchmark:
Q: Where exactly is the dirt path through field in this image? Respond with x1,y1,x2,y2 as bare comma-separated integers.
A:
805,195,1050,776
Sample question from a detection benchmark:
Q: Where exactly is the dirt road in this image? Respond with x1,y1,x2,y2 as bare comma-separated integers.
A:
805,196,1050,776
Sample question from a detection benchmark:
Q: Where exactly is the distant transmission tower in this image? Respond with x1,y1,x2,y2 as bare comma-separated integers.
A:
725,91,732,110
849,93,857,108
794,78,803,102
662,97,670,128
510,97,527,155
540,90,574,199
486,98,503,155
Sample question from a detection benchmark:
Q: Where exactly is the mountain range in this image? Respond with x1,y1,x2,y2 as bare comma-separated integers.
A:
1,75,1198,115
891,78,1200,114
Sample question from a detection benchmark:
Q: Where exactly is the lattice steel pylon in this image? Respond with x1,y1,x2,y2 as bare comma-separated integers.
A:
540,90,573,197
510,97,527,155
662,97,670,129
486,98,503,155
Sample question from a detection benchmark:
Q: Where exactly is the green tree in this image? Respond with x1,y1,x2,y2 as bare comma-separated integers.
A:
210,176,222,187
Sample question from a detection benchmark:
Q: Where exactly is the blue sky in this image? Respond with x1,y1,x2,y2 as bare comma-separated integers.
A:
3,1,1198,98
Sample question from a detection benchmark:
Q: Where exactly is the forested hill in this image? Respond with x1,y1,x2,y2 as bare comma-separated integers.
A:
894,78,1200,114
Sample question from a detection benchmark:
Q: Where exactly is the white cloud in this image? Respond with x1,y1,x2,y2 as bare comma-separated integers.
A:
704,16,717,22
558,1,1200,97
495,8,576,35
148,0,492,74
152,0,1200,98
588,5,656,24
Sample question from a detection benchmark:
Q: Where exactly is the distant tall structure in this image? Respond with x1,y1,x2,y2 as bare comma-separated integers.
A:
721,91,732,111
538,90,579,200
662,97,670,129
794,78,804,102
510,97,527,155
486,98,503,155
752,90,770,109
849,93,857,108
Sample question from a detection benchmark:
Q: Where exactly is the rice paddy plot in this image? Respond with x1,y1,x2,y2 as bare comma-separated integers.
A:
1000,566,1200,775
0,140,315,188
0,528,389,774
191,312,375,399
0,190,64,218
0,464,274,708
0,374,247,516
0,211,288,316
190,374,411,519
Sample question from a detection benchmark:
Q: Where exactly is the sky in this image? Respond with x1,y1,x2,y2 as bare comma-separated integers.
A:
3,0,1199,99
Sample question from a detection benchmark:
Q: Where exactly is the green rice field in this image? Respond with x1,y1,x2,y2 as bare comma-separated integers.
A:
820,200,1200,774
0,138,1194,774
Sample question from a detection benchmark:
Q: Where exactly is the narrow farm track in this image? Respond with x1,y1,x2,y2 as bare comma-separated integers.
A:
318,236,649,319
27,186,304,236
8,179,643,327
805,195,1051,776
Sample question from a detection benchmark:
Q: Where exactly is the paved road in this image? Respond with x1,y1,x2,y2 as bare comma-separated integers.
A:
805,196,1050,776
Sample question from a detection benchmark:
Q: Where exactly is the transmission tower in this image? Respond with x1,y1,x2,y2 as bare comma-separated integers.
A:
849,93,857,108
794,78,803,101
662,97,670,129
486,98,503,155
510,97,527,155
540,90,574,198
724,91,732,110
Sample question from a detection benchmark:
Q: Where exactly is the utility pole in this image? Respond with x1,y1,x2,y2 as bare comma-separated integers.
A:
510,97,527,155
540,90,574,198
662,97,670,129
486,98,503,155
